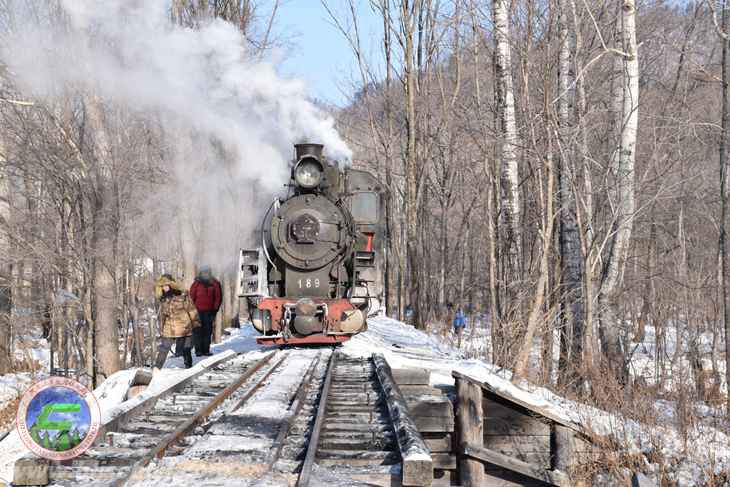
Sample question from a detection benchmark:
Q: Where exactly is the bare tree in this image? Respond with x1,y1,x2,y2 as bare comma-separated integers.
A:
493,0,522,275
597,0,639,382
557,0,585,387
711,0,730,412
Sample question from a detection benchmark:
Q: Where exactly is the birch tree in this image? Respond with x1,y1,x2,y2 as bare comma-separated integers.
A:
0,156,10,375
557,0,585,386
597,0,639,382
493,0,522,276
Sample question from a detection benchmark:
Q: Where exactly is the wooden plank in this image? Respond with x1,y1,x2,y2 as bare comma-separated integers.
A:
483,469,551,487
400,385,444,396
452,371,585,436
431,453,456,469
483,435,551,455
484,434,550,448
455,376,484,486
484,398,550,422
485,419,551,436
392,368,431,385
463,444,568,486
349,473,404,487
407,396,453,419
373,354,433,487
13,457,49,486
552,424,572,472
414,416,454,432
485,452,551,469
431,468,455,487
422,433,451,452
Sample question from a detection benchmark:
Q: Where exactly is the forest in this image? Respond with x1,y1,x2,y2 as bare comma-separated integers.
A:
0,0,727,446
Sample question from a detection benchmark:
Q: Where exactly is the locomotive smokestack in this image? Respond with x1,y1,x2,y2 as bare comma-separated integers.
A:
295,143,324,160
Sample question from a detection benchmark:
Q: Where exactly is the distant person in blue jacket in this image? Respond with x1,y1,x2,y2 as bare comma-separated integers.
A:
453,306,466,347
405,304,414,324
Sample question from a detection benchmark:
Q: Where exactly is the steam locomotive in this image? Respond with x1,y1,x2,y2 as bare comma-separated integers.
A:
236,143,386,345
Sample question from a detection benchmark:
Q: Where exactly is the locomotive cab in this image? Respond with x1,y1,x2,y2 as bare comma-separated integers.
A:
237,143,386,345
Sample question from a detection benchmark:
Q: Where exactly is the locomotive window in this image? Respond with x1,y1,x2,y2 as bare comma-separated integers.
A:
350,192,378,223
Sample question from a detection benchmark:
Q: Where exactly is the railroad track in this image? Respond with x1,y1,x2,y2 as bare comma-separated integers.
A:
16,348,429,486
42,351,283,486
291,352,403,487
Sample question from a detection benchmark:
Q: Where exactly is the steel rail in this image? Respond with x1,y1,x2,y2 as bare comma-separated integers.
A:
116,351,282,487
225,353,287,414
296,351,338,487
267,350,324,468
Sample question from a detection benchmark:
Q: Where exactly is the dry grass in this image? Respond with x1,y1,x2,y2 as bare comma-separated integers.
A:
0,396,19,432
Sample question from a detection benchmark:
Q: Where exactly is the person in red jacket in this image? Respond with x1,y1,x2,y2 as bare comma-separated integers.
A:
189,265,222,356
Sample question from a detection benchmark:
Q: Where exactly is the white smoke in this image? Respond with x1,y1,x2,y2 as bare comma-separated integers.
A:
0,0,351,276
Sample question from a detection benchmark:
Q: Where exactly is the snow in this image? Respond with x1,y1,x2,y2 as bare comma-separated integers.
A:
0,369,141,485
92,369,140,412
343,317,730,486
128,349,321,487
404,452,431,462
161,326,263,369
0,373,33,409
105,350,238,424
232,350,316,419
0,348,243,485
1,315,725,486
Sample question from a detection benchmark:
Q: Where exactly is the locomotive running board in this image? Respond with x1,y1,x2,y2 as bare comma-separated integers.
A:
256,335,351,346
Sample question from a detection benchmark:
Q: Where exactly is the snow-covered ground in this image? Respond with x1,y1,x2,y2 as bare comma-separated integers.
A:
160,325,264,370
1,317,728,486
0,336,50,413
346,317,730,486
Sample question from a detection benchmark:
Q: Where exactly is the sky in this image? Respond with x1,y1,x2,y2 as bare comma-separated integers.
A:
274,1,383,107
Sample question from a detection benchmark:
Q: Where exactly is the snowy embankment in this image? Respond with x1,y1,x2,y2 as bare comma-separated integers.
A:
1,317,726,486
0,326,265,486
345,317,730,486
0,337,50,412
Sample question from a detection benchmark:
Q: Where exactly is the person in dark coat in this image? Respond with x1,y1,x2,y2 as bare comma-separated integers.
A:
189,265,222,356
154,274,198,369
453,306,466,348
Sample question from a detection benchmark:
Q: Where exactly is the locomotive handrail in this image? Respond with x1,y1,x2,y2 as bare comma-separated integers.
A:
261,198,279,272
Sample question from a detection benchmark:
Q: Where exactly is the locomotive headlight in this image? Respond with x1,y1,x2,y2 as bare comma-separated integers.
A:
294,157,324,189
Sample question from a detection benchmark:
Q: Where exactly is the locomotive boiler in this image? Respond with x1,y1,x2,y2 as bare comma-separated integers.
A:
237,143,386,345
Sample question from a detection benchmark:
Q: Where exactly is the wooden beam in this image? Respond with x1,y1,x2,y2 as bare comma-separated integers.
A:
552,424,573,472
455,375,484,486
373,354,433,487
392,367,431,385
452,370,587,437
463,444,568,486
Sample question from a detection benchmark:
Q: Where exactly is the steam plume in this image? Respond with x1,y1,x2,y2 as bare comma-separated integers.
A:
0,0,350,274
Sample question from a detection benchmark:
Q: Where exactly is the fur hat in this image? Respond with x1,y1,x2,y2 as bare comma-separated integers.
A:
155,274,182,299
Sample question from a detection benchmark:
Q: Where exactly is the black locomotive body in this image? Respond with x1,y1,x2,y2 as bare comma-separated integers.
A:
237,143,386,345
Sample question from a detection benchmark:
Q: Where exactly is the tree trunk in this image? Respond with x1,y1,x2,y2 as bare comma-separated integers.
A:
403,1,422,329
0,162,11,375
514,123,555,380
86,96,121,384
719,0,730,414
493,0,522,276
557,0,585,387
597,0,639,383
